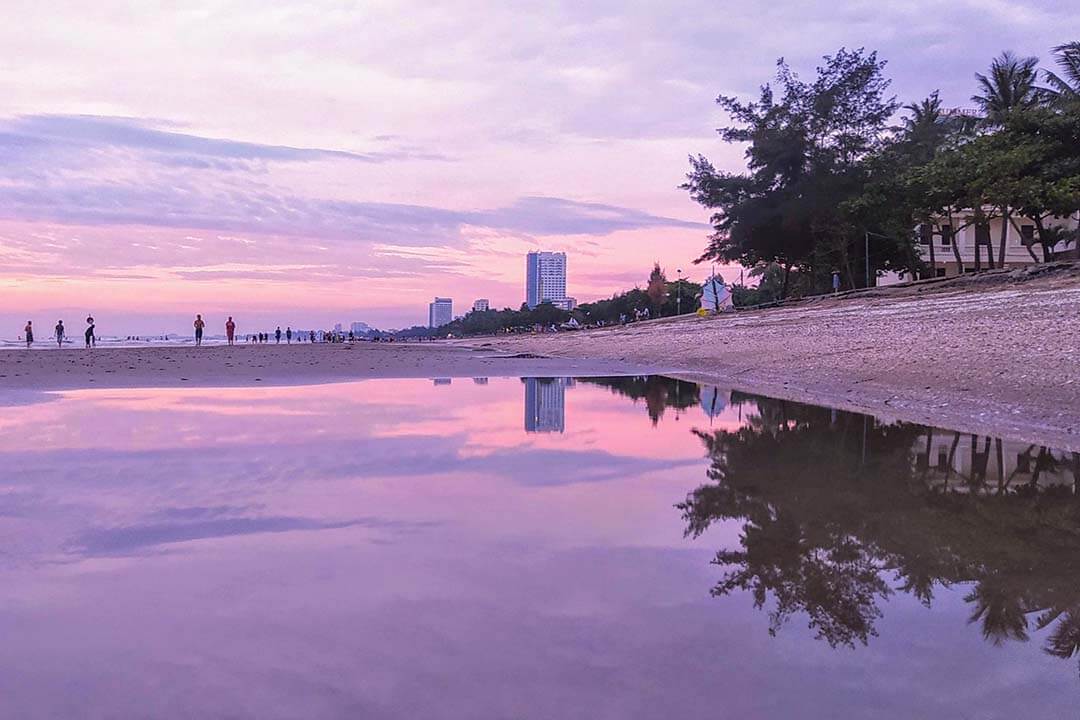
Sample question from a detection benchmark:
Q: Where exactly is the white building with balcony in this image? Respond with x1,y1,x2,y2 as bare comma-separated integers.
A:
899,212,1079,281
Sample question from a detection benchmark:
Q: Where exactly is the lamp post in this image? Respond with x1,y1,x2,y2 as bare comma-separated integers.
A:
676,268,683,316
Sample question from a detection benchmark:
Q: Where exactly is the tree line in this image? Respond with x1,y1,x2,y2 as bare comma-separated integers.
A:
684,43,1080,296
396,264,704,338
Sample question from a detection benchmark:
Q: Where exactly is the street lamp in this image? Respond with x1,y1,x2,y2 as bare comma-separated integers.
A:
676,268,683,316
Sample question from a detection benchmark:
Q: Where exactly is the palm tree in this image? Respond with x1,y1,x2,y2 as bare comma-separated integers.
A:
972,51,1040,126
1042,41,1080,105
971,52,1040,268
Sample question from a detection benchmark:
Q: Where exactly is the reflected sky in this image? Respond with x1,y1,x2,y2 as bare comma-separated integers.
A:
0,377,1076,718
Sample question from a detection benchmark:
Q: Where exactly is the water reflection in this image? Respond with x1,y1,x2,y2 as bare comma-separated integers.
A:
2,376,1077,717
523,377,571,433
670,391,1080,670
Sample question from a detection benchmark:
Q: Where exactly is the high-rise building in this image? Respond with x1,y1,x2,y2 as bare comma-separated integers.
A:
472,299,490,312
524,377,571,433
428,297,453,328
525,251,567,309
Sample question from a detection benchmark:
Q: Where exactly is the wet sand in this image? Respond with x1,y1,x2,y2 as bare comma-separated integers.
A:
4,264,1079,451
0,343,651,392
477,264,1080,451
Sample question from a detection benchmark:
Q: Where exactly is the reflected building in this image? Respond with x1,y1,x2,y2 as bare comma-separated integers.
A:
523,377,571,433
472,377,489,385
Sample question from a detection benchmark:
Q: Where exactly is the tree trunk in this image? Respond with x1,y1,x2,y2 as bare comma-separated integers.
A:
928,231,936,278
985,230,996,269
947,212,964,274
781,262,791,299
997,208,1010,270
1034,216,1052,262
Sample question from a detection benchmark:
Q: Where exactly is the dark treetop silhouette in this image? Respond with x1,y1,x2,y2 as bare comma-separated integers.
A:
669,391,1080,671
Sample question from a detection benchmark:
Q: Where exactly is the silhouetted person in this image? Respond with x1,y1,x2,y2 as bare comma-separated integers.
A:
226,317,236,346
54,320,64,348
286,327,292,344
275,327,282,343
85,316,95,349
194,314,205,346
24,321,33,349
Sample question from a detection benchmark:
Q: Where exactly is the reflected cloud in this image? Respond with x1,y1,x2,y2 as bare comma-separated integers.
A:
70,514,439,557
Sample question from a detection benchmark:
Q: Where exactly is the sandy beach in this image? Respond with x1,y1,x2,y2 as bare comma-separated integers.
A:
477,264,1080,451
0,342,651,392
4,264,1079,450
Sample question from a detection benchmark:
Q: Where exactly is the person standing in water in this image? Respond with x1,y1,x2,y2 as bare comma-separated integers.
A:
226,317,236,346
24,321,33,348
85,316,95,349
286,326,292,344
54,320,65,348
194,314,205,346
275,327,282,344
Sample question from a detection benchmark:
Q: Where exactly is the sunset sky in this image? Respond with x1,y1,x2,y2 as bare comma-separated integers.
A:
3,0,1078,333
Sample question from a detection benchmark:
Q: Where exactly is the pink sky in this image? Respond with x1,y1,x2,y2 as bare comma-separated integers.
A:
2,1,1077,333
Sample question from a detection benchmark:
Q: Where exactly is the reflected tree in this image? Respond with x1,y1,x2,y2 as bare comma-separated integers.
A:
581,376,701,425
679,392,1080,670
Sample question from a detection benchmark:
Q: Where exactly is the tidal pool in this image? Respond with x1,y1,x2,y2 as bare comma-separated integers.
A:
0,376,1076,719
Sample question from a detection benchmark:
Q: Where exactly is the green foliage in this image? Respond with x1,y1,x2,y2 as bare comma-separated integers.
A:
686,42,1080,287
684,48,909,293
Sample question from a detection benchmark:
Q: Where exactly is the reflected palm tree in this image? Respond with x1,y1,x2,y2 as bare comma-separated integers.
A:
681,391,1080,671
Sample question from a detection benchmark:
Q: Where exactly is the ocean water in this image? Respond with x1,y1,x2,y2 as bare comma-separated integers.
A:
0,376,1075,719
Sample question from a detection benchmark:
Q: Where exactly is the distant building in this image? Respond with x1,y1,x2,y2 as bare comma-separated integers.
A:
472,377,489,385
429,297,453,328
524,377,572,433
880,211,1080,285
334,323,343,333
552,297,576,311
473,298,490,312
525,251,567,309
350,321,372,335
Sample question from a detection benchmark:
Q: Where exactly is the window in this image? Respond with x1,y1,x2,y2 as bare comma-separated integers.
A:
939,224,953,245
1020,225,1036,246
975,223,991,247
936,268,947,277
1017,453,1031,473
937,449,948,471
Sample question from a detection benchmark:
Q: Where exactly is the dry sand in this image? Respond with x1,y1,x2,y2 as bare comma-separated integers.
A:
475,263,1080,451
3,263,1078,450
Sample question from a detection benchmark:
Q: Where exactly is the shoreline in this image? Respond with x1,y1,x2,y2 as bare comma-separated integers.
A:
468,265,1080,452
5,264,1080,450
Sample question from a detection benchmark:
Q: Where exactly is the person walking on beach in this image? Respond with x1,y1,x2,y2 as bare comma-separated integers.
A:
286,327,292,344
24,321,33,348
194,314,205,346
275,327,282,344
226,317,236,346
54,320,65,348
84,316,95,349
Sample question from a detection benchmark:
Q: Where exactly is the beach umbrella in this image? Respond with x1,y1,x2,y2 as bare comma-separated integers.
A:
699,385,730,420
701,275,733,312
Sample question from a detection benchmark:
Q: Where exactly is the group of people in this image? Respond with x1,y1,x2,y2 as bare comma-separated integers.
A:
22,316,96,349
19,314,366,349
194,316,300,346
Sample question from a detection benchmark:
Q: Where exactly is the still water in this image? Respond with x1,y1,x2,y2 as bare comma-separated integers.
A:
0,376,1076,718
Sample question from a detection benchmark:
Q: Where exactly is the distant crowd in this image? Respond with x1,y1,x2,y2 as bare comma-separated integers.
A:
18,314,407,348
